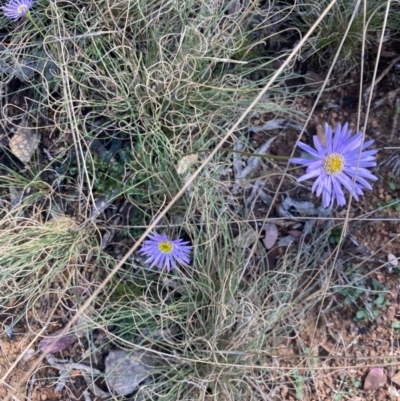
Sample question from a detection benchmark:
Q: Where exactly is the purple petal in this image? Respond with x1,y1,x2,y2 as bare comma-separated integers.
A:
296,141,321,158
290,122,377,208
139,231,192,271
324,123,333,150
332,177,346,206
339,133,363,154
289,157,315,166
312,135,325,153
2,0,33,20
362,139,375,150
333,123,346,150
297,168,321,183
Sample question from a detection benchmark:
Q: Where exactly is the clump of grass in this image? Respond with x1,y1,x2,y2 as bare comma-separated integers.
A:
0,212,94,312
88,174,339,399
293,0,400,69
0,0,395,399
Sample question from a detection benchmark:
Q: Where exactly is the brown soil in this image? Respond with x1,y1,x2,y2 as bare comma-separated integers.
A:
2,37,400,401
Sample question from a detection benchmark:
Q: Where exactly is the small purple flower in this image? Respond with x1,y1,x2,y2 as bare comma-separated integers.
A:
139,232,192,272
289,122,378,208
2,0,33,20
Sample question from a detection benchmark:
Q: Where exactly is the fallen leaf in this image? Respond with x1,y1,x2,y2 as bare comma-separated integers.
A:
234,229,258,248
388,253,398,267
105,349,158,396
267,246,284,270
287,230,303,238
376,388,386,401
388,385,400,397
9,127,40,163
38,329,78,354
363,367,387,390
304,70,325,90
391,370,400,386
316,124,326,148
176,154,198,175
262,223,278,249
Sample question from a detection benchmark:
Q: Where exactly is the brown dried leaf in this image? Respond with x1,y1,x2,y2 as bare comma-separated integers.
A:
234,229,258,248
287,230,303,238
363,368,387,390
38,329,78,354
316,124,326,148
388,253,398,267
9,127,40,163
391,370,400,386
176,154,198,175
267,246,282,270
388,385,400,397
304,70,325,90
262,223,278,250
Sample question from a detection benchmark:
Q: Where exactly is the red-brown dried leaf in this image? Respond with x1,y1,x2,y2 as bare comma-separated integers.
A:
363,368,387,390
262,223,278,250
287,230,303,238
38,329,78,354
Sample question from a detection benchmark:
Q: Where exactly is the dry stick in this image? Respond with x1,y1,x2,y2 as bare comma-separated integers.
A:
363,55,400,105
357,0,392,227
237,1,342,281
390,97,400,141
356,0,367,132
0,270,77,400
239,0,359,321
308,0,396,381
301,0,364,355
308,0,393,376
2,1,339,399
373,86,400,110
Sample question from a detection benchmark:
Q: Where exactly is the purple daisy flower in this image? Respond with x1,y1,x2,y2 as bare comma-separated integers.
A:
289,122,378,208
139,231,192,272
2,0,33,20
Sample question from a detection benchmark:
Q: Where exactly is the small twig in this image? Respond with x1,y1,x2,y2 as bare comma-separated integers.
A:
231,140,244,196
26,361,41,401
42,148,54,161
390,97,400,141
250,118,307,134
372,87,400,110
45,354,108,398
82,390,92,401
239,136,277,180
364,55,400,104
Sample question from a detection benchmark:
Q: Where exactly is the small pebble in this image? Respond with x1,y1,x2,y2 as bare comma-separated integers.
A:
388,253,398,267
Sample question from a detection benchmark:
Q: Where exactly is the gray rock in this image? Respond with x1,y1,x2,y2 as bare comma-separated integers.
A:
105,349,158,396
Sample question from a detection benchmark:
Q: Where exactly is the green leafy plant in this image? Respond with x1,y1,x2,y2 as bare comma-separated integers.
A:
329,226,344,245
338,271,388,322
333,375,362,400
376,198,400,213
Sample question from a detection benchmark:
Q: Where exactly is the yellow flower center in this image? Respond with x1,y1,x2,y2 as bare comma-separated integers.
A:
17,4,28,14
322,153,344,175
158,241,173,254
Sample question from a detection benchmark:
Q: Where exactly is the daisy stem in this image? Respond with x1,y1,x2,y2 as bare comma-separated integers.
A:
192,150,290,161
230,150,290,160
24,11,59,63
24,11,45,39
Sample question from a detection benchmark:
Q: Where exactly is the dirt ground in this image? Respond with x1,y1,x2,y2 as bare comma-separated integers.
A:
1,49,400,401
0,329,90,401
253,67,400,399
